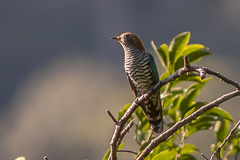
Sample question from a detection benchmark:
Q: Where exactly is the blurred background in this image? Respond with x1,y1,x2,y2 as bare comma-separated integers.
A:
1,0,240,159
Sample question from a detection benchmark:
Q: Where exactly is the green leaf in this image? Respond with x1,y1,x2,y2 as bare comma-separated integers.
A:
160,70,170,80
203,108,233,122
135,107,146,121
174,50,211,71
180,89,200,116
180,144,199,155
183,102,206,118
178,74,204,83
139,141,151,152
187,78,211,91
152,150,178,160
151,134,178,156
102,149,110,160
168,64,175,74
229,126,240,142
168,74,210,90
188,50,211,63
160,71,170,92
162,87,184,99
143,155,152,160
214,119,230,142
182,44,205,55
229,130,240,154
191,115,217,126
186,121,214,137
117,103,132,121
211,144,216,153
162,96,174,109
186,115,217,137
180,78,210,117
168,95,182,122
118,142,124,151
151,41,169,68
178,154,197,160
135,108,149,131
229,130,240,155
135,107,150,144
159,44,169,67
169,32,190,65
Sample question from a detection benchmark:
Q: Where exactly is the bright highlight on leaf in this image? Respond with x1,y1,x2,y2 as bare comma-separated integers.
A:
169,32,190,64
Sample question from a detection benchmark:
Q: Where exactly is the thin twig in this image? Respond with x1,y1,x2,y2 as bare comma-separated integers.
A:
209,119,240,160
117,149,138,155
201,153,209,160
117,120,135,146
203,67,240,90
106,109,118,125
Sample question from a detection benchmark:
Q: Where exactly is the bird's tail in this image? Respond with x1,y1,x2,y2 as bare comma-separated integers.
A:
141,95,163,134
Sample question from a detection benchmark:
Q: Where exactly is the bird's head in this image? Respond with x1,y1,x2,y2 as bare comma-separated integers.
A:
112,32,145,51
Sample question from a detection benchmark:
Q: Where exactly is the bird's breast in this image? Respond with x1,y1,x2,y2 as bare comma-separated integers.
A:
124,54,154,94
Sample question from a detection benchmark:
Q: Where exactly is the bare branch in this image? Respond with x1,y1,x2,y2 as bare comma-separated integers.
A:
183,55,191,70
117,149,138,155
106,109,118,125
117,120,135,146
108,102,139,160
209,119,240,160
201,153,209,160
203,67,240,90
196,68,206,80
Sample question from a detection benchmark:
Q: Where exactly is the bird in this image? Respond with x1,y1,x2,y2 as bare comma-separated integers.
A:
112,32,163,133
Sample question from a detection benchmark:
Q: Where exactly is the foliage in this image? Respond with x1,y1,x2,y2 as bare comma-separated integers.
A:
103,32,240,160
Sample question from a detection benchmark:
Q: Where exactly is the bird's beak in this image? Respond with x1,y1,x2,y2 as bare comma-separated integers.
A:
111,36,121,41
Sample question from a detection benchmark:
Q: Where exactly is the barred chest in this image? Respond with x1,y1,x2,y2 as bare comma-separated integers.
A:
124,52,154,94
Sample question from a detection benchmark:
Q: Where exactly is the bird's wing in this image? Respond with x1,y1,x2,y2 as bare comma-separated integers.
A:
148,53,159,83
126,73,138,97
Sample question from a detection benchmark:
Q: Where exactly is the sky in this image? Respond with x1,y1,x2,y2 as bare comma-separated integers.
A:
1,1,240,159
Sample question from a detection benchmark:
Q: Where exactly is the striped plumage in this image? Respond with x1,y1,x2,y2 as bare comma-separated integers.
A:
112,32,163,133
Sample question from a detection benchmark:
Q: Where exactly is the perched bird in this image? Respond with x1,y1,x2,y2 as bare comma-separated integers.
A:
112,32,163,133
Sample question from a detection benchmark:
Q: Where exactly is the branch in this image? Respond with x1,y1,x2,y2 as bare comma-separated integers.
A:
108,102,139,160
136,90,240,160
106,109,118,125
209,119,240,160
201,153,209,160
117,120,135,146
117,149,138,155
203,67,240,90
